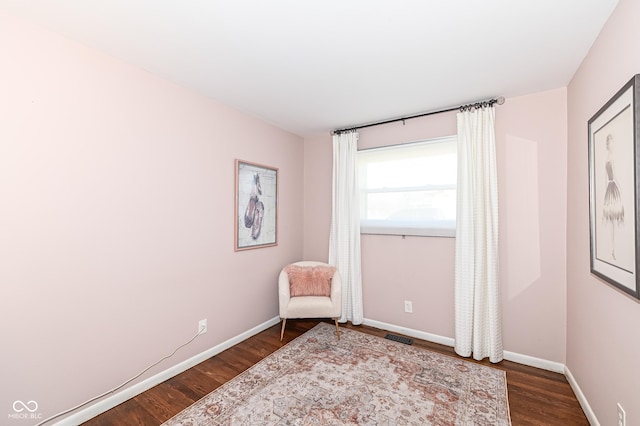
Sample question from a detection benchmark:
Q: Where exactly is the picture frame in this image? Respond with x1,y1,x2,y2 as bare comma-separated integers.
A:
234,159,278,251
588,74,640,299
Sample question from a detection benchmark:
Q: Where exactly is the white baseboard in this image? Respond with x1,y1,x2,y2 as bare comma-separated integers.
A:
362,318,564,373
565,366,599,426
53,316,281,426
502,350,565,373
363,318,456,347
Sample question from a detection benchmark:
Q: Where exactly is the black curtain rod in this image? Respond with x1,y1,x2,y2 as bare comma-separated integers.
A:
331,96,505,135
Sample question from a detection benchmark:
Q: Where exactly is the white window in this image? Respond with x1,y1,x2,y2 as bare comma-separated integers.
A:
358,135,457,237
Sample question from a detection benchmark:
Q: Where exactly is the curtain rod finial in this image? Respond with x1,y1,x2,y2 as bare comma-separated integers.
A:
497,96,505,105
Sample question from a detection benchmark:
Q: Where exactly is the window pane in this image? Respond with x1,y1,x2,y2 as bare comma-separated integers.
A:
365,189,456,221
366,154,457,188
358,136,457,237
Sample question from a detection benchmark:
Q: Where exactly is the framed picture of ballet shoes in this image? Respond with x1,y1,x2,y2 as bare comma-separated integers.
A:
588,74,640,299
235,159,278,251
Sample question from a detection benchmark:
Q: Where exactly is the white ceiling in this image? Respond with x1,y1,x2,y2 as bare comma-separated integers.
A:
1,1,619,136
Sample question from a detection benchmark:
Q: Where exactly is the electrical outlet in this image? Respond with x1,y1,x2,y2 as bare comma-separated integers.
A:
404,300,413,313
198,319,208,334
617,403,625,426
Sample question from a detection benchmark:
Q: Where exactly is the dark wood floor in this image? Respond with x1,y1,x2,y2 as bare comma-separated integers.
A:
83,320,588,425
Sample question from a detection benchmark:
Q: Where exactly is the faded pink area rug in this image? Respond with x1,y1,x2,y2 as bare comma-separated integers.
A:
163,323,511,425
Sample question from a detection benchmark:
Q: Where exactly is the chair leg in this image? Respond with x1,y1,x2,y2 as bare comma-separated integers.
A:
334,319,340,340
280,318,287,341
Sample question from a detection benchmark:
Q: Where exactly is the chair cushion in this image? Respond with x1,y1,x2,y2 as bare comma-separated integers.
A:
286,296,335,318
285,265,336,297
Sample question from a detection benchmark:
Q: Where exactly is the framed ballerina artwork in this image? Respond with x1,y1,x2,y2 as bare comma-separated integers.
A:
234,159,278,251
588,74,640,300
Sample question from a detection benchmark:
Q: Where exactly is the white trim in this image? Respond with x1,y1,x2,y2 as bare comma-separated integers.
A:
502,350,565,373
360,223,456,238
363,318,455,347
363,318,565,373
565,366,600,426
53,316,281,426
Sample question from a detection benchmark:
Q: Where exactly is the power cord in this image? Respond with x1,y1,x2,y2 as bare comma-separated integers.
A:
35,325,206,426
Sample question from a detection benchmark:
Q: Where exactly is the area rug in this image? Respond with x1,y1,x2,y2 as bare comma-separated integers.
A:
163,323,511,425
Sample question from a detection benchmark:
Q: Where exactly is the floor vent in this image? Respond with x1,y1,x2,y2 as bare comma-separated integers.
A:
384,333,413,345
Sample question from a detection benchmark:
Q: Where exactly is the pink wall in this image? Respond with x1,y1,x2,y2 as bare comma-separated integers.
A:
0,11,303,422
303,88,568,363
302,133,333,261
498,89,568,363
567,0,640,423
7,0,634,421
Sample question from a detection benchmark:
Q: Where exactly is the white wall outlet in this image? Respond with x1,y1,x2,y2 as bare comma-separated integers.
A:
617,403,625,426
198,319,208,334
404,300,413,313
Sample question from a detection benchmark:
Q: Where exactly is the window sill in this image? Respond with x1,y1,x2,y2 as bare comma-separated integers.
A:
360,225,455,238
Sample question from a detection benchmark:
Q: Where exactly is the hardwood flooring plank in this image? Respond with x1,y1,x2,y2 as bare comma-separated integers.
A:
191,356,242,384
214,346,256,372
130,382,193,424
163,368,217,401
84,399,155,426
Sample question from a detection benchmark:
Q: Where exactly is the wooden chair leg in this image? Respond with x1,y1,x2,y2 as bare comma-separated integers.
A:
334,319,340,340
280,318,287,341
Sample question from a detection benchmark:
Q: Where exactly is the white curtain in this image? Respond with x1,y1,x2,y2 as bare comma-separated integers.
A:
328,131,364,325
454,106,503,363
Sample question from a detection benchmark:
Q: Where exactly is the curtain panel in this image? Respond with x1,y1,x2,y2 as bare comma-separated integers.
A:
328,131,364,325
454,106,503,363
